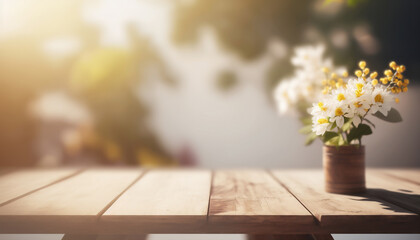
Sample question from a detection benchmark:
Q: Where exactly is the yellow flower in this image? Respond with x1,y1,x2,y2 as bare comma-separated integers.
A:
375,94,384,103
318,118,328,124
336,93,346,101
359,61,366,69
389,61,397,70
354,102,363,108
370,72,378,79
397,65,406,73
318,102,327,111
335,107,343,116
363,68,370,75
384,69,393,77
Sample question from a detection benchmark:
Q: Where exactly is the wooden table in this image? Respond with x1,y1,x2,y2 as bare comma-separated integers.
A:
0,168,419,240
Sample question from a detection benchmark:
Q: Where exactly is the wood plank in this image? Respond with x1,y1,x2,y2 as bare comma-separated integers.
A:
0,168,14,177
94,235,147,240
271,170,420,233
247,234,316,240
62,235,148,240
366,170,420,214
208,170,316,233
0,168,80,206
62,234,97,240
101,169,211,233
379,169,420,185
312,234,334,240
0,169,142,233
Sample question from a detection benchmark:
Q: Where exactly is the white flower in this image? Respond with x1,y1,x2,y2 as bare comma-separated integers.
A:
274,77,303,115
331,87,350,104
370,85,394,116
347,77,373,99
346,77,375,126
274,80,293,114
327,99,354,128
291,45,332,72
309,100,329,116
312,115,331,135
274,44,346,117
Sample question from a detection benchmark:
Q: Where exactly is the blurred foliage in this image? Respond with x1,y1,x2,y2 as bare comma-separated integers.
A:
0,2,175,166
324,0,367,7
173,0,311,60
173,0,420,94
0,37,54,166
1,0,419,166
67,28,176,165
216,70,238,92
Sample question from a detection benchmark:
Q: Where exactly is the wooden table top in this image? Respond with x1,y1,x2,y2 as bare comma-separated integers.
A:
0,168,419,234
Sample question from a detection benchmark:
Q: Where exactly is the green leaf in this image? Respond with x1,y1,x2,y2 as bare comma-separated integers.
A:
372,108,402,123
342,118,353,132
300,117,312,125
326,134,345,146
347,123,372,143
329,121,337,131
299,125,313,134
322,131,339,143
305,132,318,146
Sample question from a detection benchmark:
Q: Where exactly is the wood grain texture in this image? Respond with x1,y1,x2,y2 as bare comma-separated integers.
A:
101,169,212,233
366,170,420,214
0,168,80,206
0,169,142,233
312,234,334,240
380,169,420,185
247,234,316,240
271,170,420,233
0,169,419,234
62,234,97,240
323,145,365,194
0,168,14,177
208,170,316,233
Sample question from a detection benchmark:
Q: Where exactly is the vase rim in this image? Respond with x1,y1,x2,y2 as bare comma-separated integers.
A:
323,144,365,148
323,144,365,154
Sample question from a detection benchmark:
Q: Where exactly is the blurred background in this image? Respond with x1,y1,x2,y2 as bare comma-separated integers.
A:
1,0,420,169
0,0,419,239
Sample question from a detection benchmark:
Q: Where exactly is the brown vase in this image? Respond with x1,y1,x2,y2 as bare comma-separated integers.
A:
323,145,366,194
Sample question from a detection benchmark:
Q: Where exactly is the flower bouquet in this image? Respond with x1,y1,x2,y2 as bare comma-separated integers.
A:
274,45,410,194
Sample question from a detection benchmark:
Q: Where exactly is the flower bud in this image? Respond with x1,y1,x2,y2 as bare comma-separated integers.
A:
363,68,370,75
370,72,378,79
359,61,366,69
389,61,397,70
397,65,406,73
384,69,393,77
